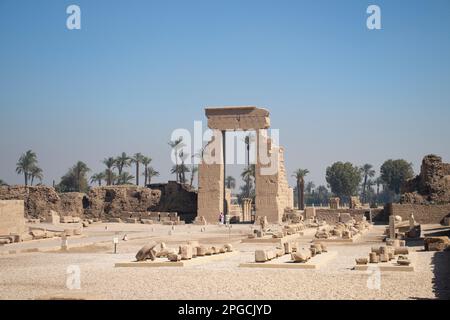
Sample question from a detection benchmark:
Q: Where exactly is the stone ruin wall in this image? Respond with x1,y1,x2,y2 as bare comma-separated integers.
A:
401,154,450,204
0,184,196,222
84,186,162,219
387,203,450,224
148,182,198,222
255,143,294,224
315,208,385,224
0,186,61,218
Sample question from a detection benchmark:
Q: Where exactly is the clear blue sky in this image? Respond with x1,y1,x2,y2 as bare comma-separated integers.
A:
1,0,449,188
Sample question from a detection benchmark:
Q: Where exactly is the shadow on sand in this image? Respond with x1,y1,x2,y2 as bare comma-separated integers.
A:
431,251,450,300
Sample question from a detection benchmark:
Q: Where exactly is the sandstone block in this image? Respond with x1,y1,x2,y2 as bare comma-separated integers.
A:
197,246,207,256
284,242,292,254
179,245,193,260
369,252,379,263
355,258,368,265
136,242,157,261
291,249,311,263
424,237,450,252
255,250,269,262
167,253,181,262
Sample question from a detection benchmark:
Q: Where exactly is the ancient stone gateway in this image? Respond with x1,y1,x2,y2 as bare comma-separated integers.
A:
197,106,293,224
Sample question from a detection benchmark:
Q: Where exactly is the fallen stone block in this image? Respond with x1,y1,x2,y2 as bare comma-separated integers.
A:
179,245,193,260
394,247,409,255
291,249,311,263
424,237,450,252
197,246,207,257
30,230,46,240
369,252,379,264
136,242,158,262
356,258,368,265
255,250,269,262
167,253,181,262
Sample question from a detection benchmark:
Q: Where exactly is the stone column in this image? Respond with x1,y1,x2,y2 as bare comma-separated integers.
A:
389,215,396,240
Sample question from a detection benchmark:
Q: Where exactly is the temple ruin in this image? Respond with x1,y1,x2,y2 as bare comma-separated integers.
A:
197,106,293,224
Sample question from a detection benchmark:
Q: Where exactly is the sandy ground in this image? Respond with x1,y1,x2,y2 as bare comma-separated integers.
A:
0,223,449,300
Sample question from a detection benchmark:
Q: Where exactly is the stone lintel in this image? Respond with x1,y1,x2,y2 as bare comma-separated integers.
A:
205,106,270,131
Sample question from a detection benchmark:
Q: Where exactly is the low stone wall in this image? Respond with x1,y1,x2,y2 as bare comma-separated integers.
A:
315,208,385,224
0,200,26,235
386,203,450,224
0,183,197,222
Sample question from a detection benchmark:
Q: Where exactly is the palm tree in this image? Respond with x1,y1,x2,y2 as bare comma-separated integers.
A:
225,176,236,190
178,150,189,184
145,167,159,184
132,153,145,186
0,179,8,186
241,165,256,197
306,181,316,194
375,176,383,197
115,152,131,176
103,157,116,185
30,165,43,186
141,156,152,185
90,172,106,186
117,172,135,185
16,150,38,186
243,134,255,197
361,164,376,203
366,179,376,204
73,161,90,192
292,169,309,210
168,138,184,182
189,166,198,187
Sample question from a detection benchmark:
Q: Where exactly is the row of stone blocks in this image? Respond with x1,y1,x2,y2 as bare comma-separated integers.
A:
355,241,410,266
136,241,234,262
255,242,328,263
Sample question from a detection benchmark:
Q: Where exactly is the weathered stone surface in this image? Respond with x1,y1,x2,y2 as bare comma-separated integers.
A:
148,182,197,222
369,252,379,263
179,245,193,260
197,246,207,257
401,154,450,204
291,249,311,263
168,253,181,262
305,207,316,220
394,247,409,255
424,237,450,252
205,106,270,131
0,186,60,218
0,200,26,236
284,242,292,254
255,250,269,262
86,186,161,219
136,242,158,262
59,192,85,218
355,258,368,265
311,244,323,254
339,213,352,223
